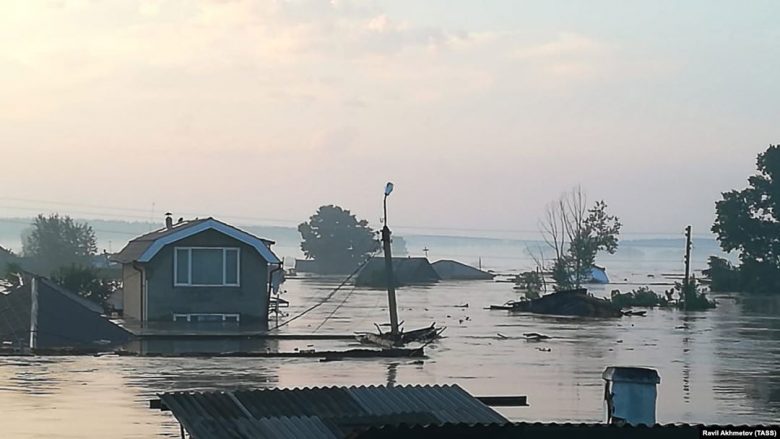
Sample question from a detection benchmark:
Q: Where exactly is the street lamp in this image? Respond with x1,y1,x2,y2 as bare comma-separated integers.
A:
381,182,399,339
383,182,394,226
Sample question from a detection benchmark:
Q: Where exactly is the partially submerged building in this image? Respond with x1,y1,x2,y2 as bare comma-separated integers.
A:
355,257,439,287
111,217,281,326
432,259,494,280
0,273,131,352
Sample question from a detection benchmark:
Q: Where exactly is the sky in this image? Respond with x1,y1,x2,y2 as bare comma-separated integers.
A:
1,0,778,239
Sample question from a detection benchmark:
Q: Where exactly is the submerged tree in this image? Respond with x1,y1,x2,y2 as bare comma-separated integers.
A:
712,145,780,293
23,214,97,276
540,187,621,289
298,205,380,274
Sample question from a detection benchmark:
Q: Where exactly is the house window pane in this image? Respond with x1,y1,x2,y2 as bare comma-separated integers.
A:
225,249,239,285
191,249,224,285
175,248,190,284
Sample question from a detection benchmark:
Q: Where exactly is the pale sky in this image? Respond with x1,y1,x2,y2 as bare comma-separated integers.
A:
1,0,778,238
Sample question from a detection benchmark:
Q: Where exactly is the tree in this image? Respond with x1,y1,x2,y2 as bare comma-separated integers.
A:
298,205,380,274
540,187,621,289
52,265,117,310
713,145,780,293
23,214,97,276
703,256,741,292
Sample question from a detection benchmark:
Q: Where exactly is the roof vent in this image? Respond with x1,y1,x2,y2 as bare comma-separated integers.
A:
165,213,173,230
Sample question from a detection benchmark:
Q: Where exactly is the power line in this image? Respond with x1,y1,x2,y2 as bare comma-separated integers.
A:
271,251,380,331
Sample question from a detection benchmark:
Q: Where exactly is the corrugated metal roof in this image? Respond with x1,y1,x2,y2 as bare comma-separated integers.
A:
156,385,508,439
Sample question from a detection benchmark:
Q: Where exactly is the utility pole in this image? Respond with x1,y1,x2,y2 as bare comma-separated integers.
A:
683,225,692,310
382,182,400,340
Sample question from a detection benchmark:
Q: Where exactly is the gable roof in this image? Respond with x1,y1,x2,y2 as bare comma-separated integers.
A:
0,273,131,350
111,218,280,264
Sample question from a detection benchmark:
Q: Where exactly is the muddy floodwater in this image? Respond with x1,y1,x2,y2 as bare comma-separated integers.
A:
2,275,780,438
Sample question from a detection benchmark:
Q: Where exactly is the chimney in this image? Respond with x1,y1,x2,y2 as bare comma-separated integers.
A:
603,367,660,426
165,212,173,230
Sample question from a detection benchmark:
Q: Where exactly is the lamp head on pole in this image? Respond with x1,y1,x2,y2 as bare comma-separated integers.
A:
384,182,394,197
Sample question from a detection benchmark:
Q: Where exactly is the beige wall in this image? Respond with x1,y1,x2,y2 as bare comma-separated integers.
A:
122,264,142,321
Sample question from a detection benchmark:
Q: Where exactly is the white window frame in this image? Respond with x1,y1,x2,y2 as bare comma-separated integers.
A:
173,247,240,287
172,313,240,323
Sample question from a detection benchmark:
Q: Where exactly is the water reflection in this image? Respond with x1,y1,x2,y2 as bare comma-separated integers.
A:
125,337,280,356
386,362,398,387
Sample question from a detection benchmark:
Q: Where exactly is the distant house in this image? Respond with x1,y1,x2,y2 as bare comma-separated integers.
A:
294,258,320,274
355,257,440,287
111,217,281,325
432,260,494,280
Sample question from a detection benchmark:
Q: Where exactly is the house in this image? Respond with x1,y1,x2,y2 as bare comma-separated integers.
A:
110,216,281,326
151,384,510,439
432,259,494,280
294,258,320,273
355,257,440,287
0,272,131,352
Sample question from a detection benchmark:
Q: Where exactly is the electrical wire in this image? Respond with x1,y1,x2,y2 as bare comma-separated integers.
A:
270,250,380,331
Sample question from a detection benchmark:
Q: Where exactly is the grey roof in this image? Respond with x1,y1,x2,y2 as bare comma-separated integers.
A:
355,257,440,287
111,217,279,264
431,260,494,280
156,384,507,439
0,273,131,351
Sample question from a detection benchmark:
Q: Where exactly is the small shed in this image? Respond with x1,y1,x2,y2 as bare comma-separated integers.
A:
603,366,660,426
432,260,494,280
355,257,440,287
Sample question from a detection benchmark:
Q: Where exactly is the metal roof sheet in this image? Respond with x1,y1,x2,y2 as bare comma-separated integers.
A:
156,385,508,439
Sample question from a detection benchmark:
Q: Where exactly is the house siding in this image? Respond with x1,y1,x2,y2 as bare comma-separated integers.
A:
122,263,142,320
142,229,270,324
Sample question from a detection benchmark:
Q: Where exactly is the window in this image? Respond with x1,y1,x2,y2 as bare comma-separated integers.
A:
174,247,240,286
172,313,240,323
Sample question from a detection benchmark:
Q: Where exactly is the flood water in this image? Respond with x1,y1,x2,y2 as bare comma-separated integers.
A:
2,274,780,437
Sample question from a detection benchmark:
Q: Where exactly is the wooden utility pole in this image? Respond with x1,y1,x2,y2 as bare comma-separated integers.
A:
382,183,400,340
29,276,38,351
683,225,692,310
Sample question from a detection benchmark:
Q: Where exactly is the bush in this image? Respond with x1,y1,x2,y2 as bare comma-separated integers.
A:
610,287,667,308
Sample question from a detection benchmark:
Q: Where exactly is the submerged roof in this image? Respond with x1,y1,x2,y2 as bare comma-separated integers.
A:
0,273,131,350
155,384,507,439
111,217,280,264
355,257,440,286
432,260,494,280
